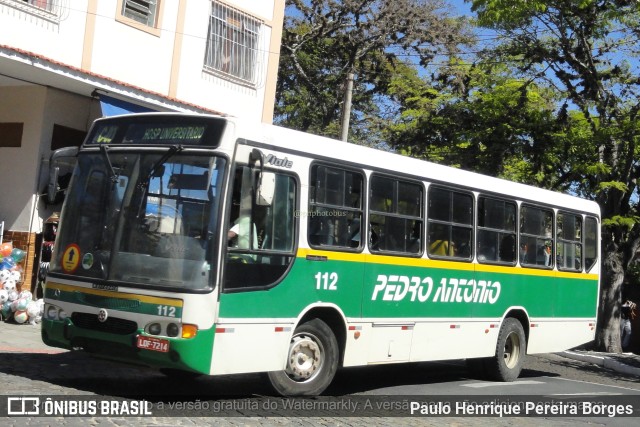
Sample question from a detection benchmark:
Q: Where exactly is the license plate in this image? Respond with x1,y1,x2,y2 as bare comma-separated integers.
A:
136,335,169,353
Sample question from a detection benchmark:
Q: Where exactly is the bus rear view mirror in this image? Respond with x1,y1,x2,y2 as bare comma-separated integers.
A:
47,166,60,205
168,173,209,190
256,172,275,206
47,146,79,204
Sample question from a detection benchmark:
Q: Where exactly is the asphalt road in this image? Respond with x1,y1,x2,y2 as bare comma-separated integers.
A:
1,321,640,426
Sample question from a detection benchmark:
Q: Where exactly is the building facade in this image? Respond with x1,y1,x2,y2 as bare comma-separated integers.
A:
0,0,285,290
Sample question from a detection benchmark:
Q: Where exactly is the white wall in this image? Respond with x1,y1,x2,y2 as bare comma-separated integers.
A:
0,85,99,232
0,85,46,232
89,0,179,93
0,0,89,67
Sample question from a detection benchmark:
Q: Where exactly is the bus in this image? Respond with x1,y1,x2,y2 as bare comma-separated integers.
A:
42,113,600,396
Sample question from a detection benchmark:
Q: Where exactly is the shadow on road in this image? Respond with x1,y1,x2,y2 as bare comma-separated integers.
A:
0,351,577,400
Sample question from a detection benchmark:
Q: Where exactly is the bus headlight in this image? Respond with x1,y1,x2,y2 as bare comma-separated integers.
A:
45,304,67,321
166,323,180,337
148,323,162,335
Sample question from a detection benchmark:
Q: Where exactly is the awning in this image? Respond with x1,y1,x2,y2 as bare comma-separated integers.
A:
99,94,156,116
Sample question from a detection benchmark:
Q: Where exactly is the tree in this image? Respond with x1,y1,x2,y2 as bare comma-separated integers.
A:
275,0,471,144
469,0,640,352
384,59,565,182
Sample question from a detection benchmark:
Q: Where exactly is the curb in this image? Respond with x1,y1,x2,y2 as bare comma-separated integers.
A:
558,351,640,377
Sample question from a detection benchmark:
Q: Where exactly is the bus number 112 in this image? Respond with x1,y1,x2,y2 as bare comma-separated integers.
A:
315,272,338,290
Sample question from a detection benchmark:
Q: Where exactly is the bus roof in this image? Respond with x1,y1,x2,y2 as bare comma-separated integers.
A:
94,113,600,217
250,120,599,217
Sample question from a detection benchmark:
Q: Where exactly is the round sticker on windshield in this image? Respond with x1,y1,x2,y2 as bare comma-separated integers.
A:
82,252,94,270
61,244,81,273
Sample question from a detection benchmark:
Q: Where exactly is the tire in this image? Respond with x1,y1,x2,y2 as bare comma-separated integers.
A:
486,317,526,382
268,318,339,396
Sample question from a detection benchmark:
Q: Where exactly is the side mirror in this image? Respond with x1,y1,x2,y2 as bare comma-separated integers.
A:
47,166,60,205
256,172,275,206
47,146,79,204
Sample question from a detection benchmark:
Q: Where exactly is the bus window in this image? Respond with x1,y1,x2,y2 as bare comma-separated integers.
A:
224,166,297,290
427,186,472,260
477,196,517,264
308,165,363,250
557,212,583,271
584,216,598,271
369,175,423,254
520,205,553,268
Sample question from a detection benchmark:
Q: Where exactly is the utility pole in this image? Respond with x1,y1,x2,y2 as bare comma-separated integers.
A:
340,73,354,141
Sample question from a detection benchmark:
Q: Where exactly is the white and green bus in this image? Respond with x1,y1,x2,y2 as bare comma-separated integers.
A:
42,113,600,396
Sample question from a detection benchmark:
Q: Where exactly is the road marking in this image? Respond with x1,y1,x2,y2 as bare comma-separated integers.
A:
551,392,623,396
463,380,544,388
546,376,640,393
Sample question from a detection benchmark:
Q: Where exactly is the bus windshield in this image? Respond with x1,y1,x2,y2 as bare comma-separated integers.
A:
50,150,226,290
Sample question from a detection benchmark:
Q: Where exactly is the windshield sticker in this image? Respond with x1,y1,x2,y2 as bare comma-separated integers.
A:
82,253,94,270
61,244,81,273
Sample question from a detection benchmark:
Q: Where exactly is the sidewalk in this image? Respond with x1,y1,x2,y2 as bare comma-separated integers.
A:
1,320,640,377
558,349,640,377
0,319,66,354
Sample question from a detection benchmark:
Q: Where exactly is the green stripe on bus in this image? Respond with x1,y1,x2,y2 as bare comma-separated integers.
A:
44,284,183,318
219,254,597,319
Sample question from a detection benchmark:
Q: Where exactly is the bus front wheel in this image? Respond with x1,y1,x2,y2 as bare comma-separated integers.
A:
268,318,339,396
486,318,526,382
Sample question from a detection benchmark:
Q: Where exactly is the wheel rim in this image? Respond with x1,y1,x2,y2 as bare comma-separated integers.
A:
503,331,521,368
285,332,324,382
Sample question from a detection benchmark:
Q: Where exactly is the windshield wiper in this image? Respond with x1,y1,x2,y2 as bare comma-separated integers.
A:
145,145,183,185
100,145,119,183
135,145,184,219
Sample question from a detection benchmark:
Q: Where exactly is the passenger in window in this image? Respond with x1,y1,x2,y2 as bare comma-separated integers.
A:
228,216,257,249
520,243,528,264
408,222,421,253
478,240,496,262
346,217,361,248
429,225,454,256
369,224,380,251
499,235,516,262
544,242,552,266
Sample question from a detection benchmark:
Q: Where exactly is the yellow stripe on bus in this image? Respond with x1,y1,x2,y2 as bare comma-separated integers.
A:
296,248,598,281
46,282,183,306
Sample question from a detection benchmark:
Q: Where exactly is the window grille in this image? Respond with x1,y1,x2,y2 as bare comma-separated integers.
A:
204,1,264,86
121,0,158,27
1,0,63,20
22,0,54,12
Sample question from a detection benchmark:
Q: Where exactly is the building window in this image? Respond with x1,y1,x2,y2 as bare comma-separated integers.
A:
204,1,263,85
1,0,62,20
21,0,54,12
0,123,23,147
121,0,158,27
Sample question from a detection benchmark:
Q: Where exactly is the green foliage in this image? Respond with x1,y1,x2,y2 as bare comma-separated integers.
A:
275,0,472,144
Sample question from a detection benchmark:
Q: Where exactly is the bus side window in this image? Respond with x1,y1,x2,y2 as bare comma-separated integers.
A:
368,175,423,255
584,216,598,271
224,166,297,290
308,164,363,251
477,196,517,265
427,186,472,260
520,205,553,268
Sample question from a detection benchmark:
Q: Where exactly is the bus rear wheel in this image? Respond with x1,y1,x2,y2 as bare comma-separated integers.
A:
268,318,339,396
486,317,526,382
